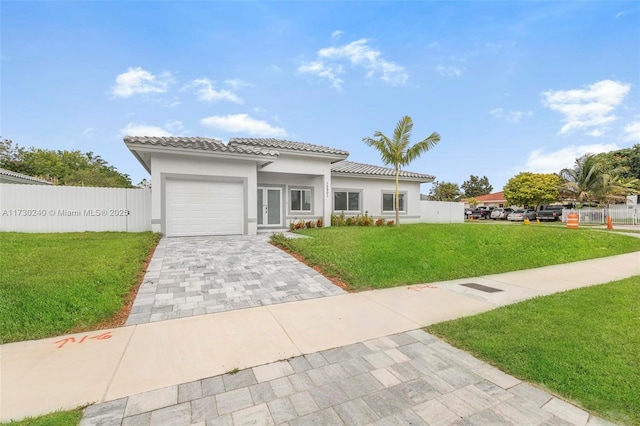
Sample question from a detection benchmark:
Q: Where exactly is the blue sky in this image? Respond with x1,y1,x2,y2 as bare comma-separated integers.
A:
2,1,639,193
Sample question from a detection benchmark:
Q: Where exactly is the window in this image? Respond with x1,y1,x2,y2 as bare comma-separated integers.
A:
334,191,361,212
290,188,311,212
382,192,405,213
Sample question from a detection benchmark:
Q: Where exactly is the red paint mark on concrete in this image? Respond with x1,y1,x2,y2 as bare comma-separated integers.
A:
54,331,113,348
407,284,436,292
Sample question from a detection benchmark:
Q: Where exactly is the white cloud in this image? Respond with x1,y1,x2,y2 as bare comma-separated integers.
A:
541,79,630,136
520,143,620,173
200,114,287,137
490,108,533,123
120,122,172,137
298,38,408,90
331,30,344,39
112,67,174,98
224,79,252,90
83,128,97,138
191,78,243,104
164,120,184,133
624,121,640,141
297,61,344,91
435,65,463,77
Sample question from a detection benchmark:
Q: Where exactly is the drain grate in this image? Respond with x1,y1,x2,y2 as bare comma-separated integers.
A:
460,283,503,293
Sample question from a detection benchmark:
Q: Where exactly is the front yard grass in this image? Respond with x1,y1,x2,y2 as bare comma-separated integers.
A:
427,276,640,424
0,232,160,344
1,408,83,426
273,224,640,290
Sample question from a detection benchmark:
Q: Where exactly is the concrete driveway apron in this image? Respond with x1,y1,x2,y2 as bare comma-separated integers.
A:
126,235,345,326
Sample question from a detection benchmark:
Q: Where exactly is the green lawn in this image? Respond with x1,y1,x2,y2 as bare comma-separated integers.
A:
272,224,640,290
0,232,160,344
427,276,640,424
1,409,83,426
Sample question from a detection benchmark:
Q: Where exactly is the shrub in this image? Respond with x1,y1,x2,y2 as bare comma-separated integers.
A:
331,212,346,226
375,218,387,226
387,220,395,226
317,218,323,228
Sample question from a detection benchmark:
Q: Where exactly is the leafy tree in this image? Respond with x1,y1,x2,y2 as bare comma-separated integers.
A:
0,138,133,188
593,144,640,187
462,175,493,197
503,172,562,209
363,116,440,225
466,197,479,207
137,179,152,189
560,154,637,204
428,181,461,201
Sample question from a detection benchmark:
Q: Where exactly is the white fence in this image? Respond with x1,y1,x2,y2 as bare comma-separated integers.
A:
0,184,151,233
561,205,640,225
420,200,465,223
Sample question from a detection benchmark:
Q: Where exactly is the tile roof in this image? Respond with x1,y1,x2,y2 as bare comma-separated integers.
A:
470,191,505,202
124,136,279,157
331,161,435,181
229,138,349,157
0,168,53,185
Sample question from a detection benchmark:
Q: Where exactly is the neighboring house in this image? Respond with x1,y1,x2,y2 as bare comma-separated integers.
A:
124,136,435,236
0,168,52,185
464,191,507,208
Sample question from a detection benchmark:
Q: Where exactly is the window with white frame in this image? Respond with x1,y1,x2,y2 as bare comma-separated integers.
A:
382,192,406,213
333,190,361,212
290,188,312,212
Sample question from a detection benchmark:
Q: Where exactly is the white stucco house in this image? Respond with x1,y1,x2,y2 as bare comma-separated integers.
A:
125,136,435,236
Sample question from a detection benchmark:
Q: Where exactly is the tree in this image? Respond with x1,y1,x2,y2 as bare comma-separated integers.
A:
363,116,440,225
462,175,493,197
428,181,461,201
560,154,637,204
503,172,562,209
0,138,133,188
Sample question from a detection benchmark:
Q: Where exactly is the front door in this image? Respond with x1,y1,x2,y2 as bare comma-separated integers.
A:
257,187,282,226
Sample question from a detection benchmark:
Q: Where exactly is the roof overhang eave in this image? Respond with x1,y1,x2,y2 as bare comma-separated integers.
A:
331,171,435,183
273,149,348,163
125,142,280,171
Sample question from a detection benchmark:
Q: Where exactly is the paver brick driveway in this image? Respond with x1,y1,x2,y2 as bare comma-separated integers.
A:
126,235,345,325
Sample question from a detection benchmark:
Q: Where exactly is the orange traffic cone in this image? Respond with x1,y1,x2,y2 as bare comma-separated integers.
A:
607,215,613,230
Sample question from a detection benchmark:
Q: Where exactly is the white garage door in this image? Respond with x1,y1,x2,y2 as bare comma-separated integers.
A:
166,179,243,236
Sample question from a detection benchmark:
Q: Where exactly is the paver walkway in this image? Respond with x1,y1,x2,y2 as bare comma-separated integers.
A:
81,330,609,426
126,235,345,325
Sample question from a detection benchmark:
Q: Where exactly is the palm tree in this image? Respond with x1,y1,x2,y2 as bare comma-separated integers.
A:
560,154,637,204
363,116,440,225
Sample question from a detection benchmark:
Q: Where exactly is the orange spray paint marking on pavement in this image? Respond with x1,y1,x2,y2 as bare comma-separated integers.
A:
407,284,436,292
54,331,113,349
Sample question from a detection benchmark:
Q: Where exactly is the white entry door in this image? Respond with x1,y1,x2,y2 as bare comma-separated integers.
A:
257,188,282,226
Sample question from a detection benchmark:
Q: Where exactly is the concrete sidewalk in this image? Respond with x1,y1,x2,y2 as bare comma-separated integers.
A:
1,251,638,422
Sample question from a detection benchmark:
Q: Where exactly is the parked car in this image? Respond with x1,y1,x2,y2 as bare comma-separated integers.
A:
468,207,493,220
507,209,537,221
536,205,564,221
490,208,513,220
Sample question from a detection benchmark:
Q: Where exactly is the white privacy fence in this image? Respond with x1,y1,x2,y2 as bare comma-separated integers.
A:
561,205,640,225
0,184,151,232
420,200,465,223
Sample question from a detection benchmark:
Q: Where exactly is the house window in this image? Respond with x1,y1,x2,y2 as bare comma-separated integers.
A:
334,190,361,212
382,192,405,213
290,188,312,212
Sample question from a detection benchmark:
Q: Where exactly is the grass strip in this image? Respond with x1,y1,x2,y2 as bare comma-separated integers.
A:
427,276,640,424
272,224,640,290
0,232,160,343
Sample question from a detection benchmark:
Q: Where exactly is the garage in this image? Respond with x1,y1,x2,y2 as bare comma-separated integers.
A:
165,178,243,236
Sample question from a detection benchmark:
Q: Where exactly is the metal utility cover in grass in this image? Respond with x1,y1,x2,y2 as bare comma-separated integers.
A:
460,283,503,293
